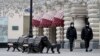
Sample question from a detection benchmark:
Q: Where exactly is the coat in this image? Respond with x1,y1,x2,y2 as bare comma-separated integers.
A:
81,27,93,40
66,27,77,40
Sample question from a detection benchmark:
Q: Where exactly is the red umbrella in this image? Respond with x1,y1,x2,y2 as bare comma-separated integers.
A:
52,10,64,27
32,13,43,27
40,11,56,28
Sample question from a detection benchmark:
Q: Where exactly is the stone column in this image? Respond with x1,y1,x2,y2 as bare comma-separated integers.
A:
43,28,50,38
71,3,87,48
64,3,72,48
43,1,50,42
32,12,38,36
32,11,43,37
56,27,64,47
33,27,39,36
52,0,65,46
87,0,100,48
33,27,43,36
38,28,43,36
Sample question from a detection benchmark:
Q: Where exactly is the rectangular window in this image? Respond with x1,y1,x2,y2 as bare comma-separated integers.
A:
12,26,19,30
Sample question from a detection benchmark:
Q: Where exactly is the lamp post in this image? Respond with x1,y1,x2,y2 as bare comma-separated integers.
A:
28,0,33,38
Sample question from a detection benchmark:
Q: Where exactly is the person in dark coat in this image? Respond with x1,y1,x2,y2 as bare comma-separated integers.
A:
81,22,93,52
66,22,77,51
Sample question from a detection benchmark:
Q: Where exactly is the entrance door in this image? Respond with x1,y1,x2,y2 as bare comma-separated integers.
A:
39,28,43,36
49,27,56,43
23,16,30,35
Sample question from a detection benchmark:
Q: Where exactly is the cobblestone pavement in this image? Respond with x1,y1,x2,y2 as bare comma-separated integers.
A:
0,48,100,56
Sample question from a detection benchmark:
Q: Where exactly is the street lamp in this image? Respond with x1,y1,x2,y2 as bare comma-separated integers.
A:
28,0,33,38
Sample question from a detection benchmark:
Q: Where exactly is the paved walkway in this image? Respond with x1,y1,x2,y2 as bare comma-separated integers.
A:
0,48,100,56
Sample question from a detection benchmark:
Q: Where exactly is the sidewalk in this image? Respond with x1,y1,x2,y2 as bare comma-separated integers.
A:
0,48,100,56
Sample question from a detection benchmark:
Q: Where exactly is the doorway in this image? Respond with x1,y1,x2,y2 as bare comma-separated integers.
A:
49,27,56,43
38,28,43,36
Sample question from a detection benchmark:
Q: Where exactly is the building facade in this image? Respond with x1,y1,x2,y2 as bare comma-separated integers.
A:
0,0,100,48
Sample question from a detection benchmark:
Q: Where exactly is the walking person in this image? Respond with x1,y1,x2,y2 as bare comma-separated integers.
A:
66,22,77,52
81,22,93,52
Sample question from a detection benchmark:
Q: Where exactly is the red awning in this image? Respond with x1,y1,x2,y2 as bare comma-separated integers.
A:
52,17,64,27
32,13,43,27
52,10,64,27
32,19,40,27
40,19,52,27
40,11,56,27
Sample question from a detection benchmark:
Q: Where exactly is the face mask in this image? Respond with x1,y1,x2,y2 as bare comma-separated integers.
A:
86,25,89,27
71,24,74,27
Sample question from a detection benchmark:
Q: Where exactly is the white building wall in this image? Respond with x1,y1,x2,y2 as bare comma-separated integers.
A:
8,13,24,39
87,0,100,40
64,3,72,48
4,0,100,48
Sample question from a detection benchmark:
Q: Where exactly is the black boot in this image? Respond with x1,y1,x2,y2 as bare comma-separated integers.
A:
86,49,88,52
89,49,93,52
70,48,73,52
